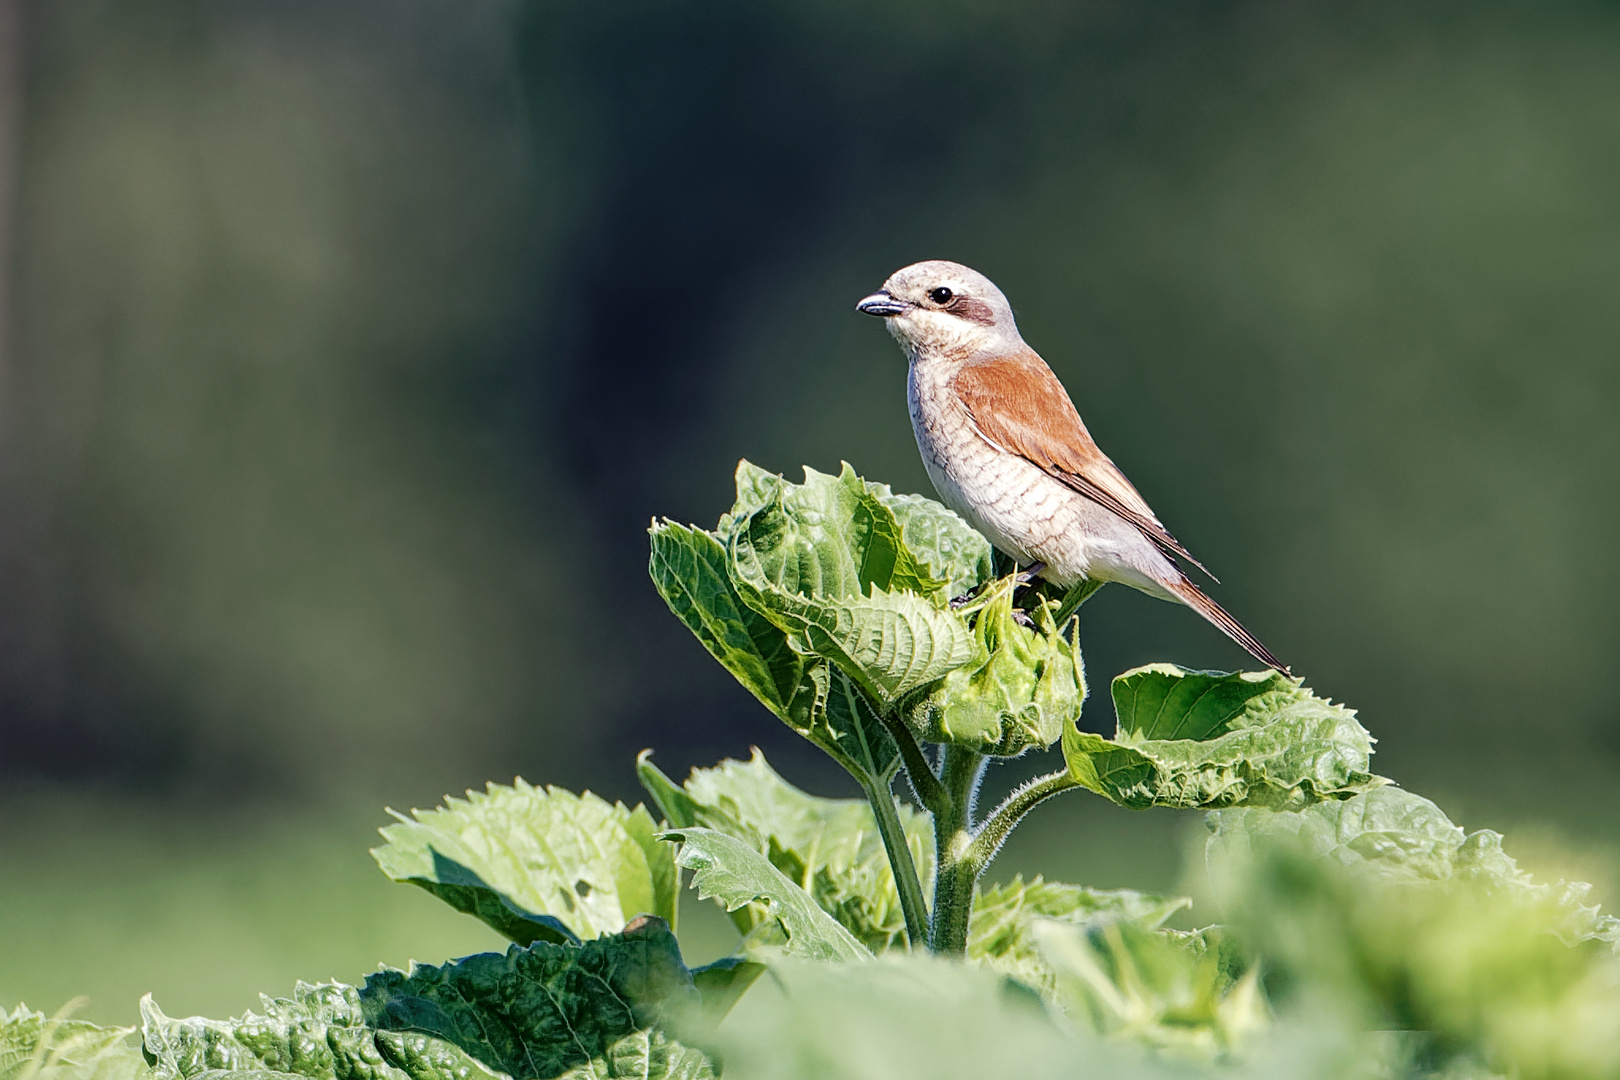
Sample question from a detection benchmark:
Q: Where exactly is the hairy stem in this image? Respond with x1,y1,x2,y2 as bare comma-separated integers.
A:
928,745,987,955
857,770,931,950
966,768,1081,871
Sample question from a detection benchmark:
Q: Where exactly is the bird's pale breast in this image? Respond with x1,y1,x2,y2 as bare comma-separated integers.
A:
906,359,1179,598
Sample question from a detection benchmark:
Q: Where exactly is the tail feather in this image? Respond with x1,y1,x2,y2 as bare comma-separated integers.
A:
1167,579,1289,674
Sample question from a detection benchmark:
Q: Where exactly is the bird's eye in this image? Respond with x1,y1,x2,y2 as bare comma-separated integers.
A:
928,286,954,305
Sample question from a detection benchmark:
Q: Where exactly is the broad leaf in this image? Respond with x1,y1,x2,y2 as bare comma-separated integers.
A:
639,750,931,952
709,955,1177,1080
647,521,816,725
142,921,713,1080
1204,788,1620,1076
1062,665,1379,810
360,919,710,1080
141,983,497,1080
661,827,872,962
2,1005,144,1080
372,781,676,945
969,876,1190,990
722,461,946,600
1207,786,1620,949
859,480,994,600
721,462,977,705
1034,919,1267,1058
905,579,1085,756
648,522,900,784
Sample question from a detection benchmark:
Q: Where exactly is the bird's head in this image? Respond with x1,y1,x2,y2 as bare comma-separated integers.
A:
856,260,1022,362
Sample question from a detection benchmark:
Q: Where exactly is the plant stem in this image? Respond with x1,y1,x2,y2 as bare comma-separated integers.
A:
928,744,986,955
857,770,931,951
879,711,950,817
966,768,1081,870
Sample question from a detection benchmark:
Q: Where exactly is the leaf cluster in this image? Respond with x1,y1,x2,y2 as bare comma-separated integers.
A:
12,461,1620,1080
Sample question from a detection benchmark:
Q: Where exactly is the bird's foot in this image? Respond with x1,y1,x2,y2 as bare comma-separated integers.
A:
948,584,985,610
1015,561,1047,585
1011,608,1036,629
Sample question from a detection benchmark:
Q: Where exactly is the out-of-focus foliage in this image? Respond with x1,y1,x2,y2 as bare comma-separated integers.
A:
1208,792,1620,1080
0,1005,142,1080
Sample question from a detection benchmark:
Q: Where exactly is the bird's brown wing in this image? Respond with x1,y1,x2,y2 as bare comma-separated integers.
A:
949,350,1215,580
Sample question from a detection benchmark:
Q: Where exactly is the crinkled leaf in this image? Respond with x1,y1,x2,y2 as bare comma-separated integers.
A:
859,480,994,600
1034,919,1267,1059
2,1005,144,1080
1207,786,1620,949
141,982,491,1080
906,579,1085,756
371,781,676,945
969,876,1191,990
142,922,713,1080
660,827,871,962
647,521,815,725
360,919,710,1080
721,462,977,704
721,461,946,600
647,521,899,784
639,750,931,952
1062,664,1379,810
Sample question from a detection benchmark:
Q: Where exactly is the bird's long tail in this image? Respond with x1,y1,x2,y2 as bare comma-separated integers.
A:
1166,578,1289,674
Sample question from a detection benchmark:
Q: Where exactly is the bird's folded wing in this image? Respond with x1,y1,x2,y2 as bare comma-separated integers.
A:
950,351,1214,580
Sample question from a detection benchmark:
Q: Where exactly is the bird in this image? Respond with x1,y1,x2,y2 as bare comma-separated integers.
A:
856,259,1286,672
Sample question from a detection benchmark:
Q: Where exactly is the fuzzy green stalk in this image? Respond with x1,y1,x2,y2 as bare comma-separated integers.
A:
927,744,987,954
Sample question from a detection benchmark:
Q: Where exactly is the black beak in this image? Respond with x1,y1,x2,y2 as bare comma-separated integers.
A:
856,291,910,317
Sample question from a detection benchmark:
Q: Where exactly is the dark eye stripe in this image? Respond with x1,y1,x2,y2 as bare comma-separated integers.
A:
947,297,997,326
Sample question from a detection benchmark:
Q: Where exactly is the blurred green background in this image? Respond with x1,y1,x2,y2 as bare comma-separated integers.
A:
3,0,1619,1026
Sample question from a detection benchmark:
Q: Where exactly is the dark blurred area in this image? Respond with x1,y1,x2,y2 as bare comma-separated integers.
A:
3,0,1620,1021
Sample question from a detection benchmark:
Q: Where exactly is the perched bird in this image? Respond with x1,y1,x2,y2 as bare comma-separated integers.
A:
857,260,1286,672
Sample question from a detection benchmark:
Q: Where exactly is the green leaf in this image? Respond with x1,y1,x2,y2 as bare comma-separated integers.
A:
1061,664,1379,810
639,750,932,952
859,479,994,600
1204,788,1620,1077
905,578,1085,756
647,522,899,784
688,959,766,1026
660,827,872,962
1207,786,1620,949
722,461,947,600
371,781,677,945
721,462,977,705
142,921,714,1080
141,983,491,1080
968,876,1190,990
360,919,710,1080
2,1004,144,1080
647,521,815,725
1033,918,1267,1058
709,955,1167,1080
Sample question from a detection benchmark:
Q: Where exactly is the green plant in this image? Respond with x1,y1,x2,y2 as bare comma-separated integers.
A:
7,460,1619,1080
